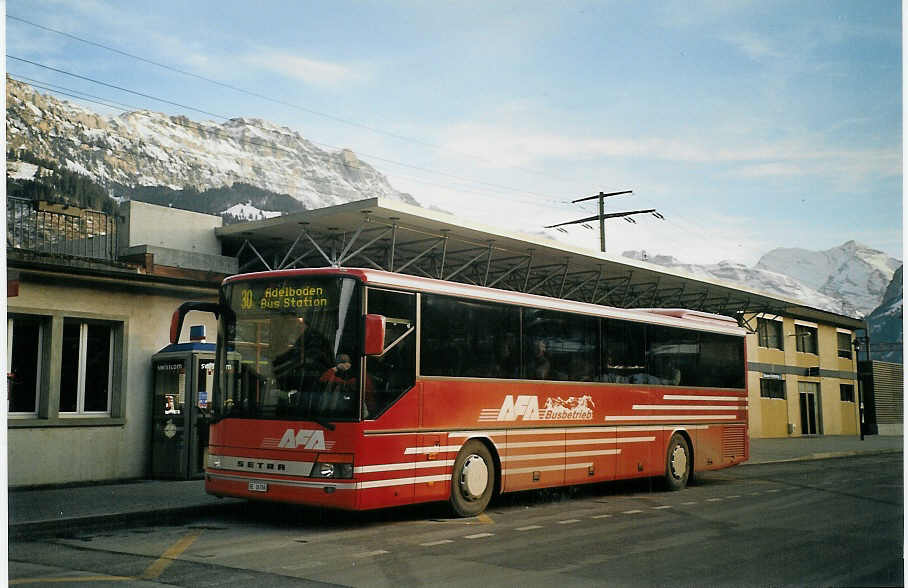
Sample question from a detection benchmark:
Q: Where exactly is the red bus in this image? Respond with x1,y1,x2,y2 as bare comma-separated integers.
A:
172,267,748,516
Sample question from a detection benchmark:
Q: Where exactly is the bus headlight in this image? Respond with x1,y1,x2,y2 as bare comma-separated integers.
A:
310,460,353,479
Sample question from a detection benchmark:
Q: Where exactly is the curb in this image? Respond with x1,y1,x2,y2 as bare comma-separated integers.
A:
744,448,902,466
9,500,244,542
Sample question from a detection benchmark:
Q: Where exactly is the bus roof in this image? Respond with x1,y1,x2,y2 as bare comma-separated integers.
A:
224,267,745,337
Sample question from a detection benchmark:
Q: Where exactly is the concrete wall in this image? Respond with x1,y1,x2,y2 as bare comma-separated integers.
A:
8,278,217,486
121,244,238,274
120,200,223,255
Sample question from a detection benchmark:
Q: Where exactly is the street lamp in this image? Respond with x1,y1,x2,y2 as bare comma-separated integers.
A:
852,336,868,441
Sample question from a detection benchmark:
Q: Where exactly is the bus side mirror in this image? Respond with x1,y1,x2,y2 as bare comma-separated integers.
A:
364,314,386,356
170,301,222,344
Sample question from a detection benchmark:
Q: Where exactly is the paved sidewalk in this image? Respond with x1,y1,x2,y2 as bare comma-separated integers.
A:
9,479,243,541
748,434,902,465
9,435,902,541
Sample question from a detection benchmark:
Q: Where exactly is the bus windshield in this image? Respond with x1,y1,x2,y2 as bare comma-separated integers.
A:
217,276,362,422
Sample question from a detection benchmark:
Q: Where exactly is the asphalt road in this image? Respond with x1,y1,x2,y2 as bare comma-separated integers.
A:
10,453,903,587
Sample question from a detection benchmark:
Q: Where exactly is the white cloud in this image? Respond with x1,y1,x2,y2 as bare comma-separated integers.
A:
439,122,899,184
718,32,783,60
241,50,368,87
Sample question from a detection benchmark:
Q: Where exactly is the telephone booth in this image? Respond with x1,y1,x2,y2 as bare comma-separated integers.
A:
150,326,215,480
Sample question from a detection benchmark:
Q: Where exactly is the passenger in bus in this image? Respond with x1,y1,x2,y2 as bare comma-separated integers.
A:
531,339,551,380
568,355,594,382
494,338,519,379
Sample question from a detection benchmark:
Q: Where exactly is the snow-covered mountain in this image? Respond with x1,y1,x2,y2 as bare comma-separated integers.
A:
6,79,417,211
222,202,283,221
626,248,904,362
621,251,857,316
866,267,903,362
756,241,901,316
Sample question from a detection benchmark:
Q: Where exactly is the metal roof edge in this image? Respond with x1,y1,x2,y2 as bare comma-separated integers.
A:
214,197,866,329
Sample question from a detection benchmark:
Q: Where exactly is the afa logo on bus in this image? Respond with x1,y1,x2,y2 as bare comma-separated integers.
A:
479,394,595,422
278,428,333,450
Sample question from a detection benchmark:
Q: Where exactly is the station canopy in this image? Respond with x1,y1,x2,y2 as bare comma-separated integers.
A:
215,197,864,331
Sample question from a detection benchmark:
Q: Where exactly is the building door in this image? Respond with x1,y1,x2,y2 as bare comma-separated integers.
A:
798,381,820,435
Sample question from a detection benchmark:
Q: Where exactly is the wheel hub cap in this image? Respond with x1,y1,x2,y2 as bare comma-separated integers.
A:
461,454,489,498
670,446,687,479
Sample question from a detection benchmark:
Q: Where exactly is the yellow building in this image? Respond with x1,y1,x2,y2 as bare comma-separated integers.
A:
745,314,861,438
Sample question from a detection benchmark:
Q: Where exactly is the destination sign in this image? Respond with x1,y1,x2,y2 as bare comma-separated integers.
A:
238,283,330,312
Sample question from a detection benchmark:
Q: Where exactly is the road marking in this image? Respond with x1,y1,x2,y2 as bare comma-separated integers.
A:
750,492,762,496
727,495,741,499
281,561,326,570
653,505,672,510
706,498,723,502
354,550,389,557
682,501,698,505
477,513,494,524
11,576,133,584
464,532,494,539
421,539,455,546
622,509,643,514
767,489,781,493
140,528,203,580
592,514,612,519
13,530,204,584
558,519,581,524
516,525,542,531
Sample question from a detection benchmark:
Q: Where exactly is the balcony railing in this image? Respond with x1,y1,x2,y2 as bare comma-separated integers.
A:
7,197,119,262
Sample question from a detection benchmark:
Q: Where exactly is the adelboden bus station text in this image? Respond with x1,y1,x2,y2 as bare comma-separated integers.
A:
241,285,329,310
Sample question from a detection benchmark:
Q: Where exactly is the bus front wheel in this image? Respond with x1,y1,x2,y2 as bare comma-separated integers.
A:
664,434,691,491
450,440,495,517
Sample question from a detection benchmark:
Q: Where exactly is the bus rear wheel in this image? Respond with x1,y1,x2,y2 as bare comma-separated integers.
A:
664,434,691,491
450,440,495,517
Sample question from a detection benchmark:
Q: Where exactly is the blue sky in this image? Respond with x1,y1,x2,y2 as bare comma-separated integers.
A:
5,1,902,264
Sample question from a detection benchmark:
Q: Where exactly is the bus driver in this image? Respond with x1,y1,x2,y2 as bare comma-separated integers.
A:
320,353,375,416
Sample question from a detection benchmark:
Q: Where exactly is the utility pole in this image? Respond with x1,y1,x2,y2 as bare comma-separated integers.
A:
544,190,663,253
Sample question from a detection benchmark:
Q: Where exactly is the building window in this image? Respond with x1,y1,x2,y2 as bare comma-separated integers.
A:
757,318,783,350
59,320,114,415
7,312,125,425
840,383,855,402
7,315,45,416
837,332,853,359
795,324,818,354
760,377,786,399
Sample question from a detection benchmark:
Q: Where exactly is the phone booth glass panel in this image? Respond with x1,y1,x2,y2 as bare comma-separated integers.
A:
151,342,215,479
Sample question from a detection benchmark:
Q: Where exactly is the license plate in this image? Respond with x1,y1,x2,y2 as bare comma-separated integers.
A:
248,481,268,492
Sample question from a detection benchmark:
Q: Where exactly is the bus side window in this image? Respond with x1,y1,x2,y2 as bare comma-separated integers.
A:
602,319,646,383
420,295,520,379
523,309,597,381
364,288,416,418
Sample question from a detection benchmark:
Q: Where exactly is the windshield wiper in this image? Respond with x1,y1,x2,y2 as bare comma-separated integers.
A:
310,416,336,431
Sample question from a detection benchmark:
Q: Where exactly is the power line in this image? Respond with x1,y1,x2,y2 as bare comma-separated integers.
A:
8,74,578,211
8,14,742,253
5,63,568,204
17,70,693,256
545,191,664,252
574,194,728,256
6,13,576,184
9,55,233,121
